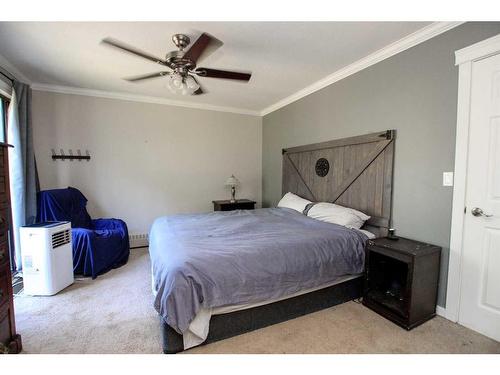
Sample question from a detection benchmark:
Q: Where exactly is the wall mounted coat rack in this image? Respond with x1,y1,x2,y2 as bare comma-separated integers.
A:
51,149,91,161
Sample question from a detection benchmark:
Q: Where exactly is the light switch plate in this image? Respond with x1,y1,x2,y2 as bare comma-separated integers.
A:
443,172,454,186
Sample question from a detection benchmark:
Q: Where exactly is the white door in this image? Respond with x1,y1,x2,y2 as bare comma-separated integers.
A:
460,52,500,342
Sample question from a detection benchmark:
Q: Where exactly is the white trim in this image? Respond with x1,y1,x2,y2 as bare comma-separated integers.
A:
446,60,472,323
260,22,463,116
436,305,447,319
31,83,261,116
3,22,465,117
446,33,500,323
455,34,500,65
5,22,463,117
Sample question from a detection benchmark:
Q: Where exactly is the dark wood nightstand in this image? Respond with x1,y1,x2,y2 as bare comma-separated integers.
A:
212,199,256,211
362,237,441,330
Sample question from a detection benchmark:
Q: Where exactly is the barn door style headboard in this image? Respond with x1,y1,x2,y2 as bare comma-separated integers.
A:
282,130,395,237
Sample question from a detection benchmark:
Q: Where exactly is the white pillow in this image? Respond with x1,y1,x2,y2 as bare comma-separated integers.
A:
277,192,312,213
307,202,370,229
357,228,376,239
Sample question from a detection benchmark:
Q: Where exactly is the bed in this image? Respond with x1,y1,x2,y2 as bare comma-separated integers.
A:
150,130,395,353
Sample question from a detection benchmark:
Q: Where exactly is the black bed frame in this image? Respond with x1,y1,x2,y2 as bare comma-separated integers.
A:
160,276,363,353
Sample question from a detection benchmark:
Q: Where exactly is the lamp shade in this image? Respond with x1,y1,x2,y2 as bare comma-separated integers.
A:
225,175,240,187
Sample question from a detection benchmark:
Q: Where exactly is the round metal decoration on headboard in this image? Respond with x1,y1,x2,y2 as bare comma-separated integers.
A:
315,158,330,177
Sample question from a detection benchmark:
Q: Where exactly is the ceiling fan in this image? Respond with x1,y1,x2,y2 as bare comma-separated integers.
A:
101,33,252,96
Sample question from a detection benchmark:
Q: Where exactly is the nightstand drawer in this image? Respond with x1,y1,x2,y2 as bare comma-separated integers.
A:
213,199,256,211
224,202,254,210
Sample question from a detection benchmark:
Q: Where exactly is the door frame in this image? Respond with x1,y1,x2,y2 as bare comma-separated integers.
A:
446,34,500,322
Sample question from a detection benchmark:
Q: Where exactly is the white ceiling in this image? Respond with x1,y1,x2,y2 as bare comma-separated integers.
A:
0,22,432,114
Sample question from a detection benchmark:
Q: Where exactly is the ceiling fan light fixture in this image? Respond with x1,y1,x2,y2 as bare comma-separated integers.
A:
185,75,200,92
167,73,200,96
167,72,184,94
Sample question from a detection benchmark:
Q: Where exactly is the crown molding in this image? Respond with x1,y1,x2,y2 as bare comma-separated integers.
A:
27,22,463,118
260,21,464,116
31,83,261,116
0,53,32,84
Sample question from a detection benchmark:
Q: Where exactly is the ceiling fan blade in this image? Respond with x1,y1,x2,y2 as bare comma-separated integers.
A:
102,38,168,66
124,71,170,82
183,33,220,63
195,68,251,82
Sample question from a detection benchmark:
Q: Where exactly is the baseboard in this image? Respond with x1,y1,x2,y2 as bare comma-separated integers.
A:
436,305,447,318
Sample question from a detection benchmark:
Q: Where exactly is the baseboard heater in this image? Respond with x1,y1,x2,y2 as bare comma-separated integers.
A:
129,233,149,248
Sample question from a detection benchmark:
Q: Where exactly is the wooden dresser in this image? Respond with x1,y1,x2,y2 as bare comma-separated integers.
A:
0,143,22,354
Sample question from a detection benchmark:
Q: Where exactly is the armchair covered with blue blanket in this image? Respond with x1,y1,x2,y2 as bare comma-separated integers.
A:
36,187,130,279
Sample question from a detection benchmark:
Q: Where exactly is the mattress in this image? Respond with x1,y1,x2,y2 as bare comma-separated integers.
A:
149,207,368,338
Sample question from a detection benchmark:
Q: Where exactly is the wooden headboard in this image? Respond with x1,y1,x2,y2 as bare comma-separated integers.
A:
282,130,395,237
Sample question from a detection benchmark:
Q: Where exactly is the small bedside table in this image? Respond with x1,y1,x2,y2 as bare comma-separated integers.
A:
362,237,441,330
212,199,256,211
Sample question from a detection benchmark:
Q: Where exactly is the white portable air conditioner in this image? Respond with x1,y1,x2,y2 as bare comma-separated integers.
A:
20,221,74,296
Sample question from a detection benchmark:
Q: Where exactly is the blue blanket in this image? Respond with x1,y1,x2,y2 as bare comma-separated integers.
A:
37,187,130,279
149,207,367,334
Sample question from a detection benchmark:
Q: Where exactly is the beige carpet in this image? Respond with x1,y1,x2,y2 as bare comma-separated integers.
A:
14,248,500,354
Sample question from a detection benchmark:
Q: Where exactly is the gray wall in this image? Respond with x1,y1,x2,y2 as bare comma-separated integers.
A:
33,91,262,236
262,22,500,307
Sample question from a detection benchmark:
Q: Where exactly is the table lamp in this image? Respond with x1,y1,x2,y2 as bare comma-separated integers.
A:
225,175,240,203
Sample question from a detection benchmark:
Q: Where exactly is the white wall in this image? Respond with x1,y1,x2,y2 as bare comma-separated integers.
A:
32,91,262,235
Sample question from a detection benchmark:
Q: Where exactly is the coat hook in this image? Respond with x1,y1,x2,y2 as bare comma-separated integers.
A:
51,148,91,161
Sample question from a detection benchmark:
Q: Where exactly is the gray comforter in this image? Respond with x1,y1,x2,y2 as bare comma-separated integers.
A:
149,207,367,334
